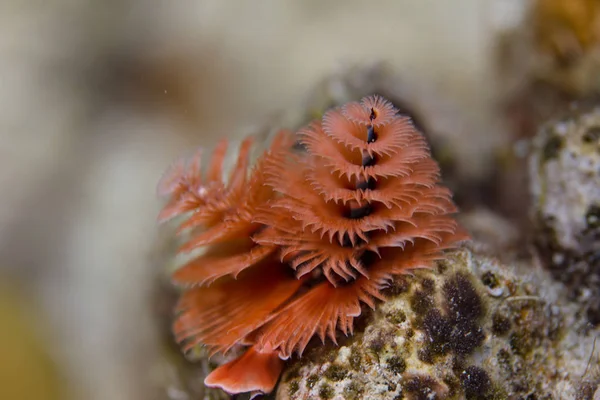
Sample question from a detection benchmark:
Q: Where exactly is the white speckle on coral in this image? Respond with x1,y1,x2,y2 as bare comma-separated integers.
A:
394,336,406,348
336,347,351,365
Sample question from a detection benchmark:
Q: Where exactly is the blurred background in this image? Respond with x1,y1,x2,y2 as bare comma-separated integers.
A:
2,0,598,399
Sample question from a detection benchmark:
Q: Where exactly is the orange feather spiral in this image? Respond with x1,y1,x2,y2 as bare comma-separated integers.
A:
157,95,469,397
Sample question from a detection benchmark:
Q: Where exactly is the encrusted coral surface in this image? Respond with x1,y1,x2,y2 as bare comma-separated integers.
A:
276,248,599,400
529,106,600,324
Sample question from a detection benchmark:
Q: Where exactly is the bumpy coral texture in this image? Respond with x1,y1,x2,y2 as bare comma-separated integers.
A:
157,96,468,398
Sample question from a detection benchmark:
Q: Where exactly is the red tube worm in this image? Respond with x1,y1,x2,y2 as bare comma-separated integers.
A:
157,95,469,397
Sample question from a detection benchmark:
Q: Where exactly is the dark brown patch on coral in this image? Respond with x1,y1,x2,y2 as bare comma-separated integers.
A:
421,278,436,293
386,309,407,325
576,381,600,400
324,364,348,381
343,381,365,400
368,332,386,355
306,374,319,389
443,274,484,324
287,380,300,397
421,309,453,358
481,271,499,289
410,289,435,318
585,205,600,232
348,346,363,371
460,366,491,399
386,356,407,375
436,259,451,274
403,374,447,400
583,126,600,143
542,134,564,161
492,312,512,335
382,276,411,297
318,383,334,399
418,273,486,362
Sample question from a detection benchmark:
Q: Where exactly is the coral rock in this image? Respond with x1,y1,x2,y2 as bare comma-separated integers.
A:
529,106,600,324
276,248,600,400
